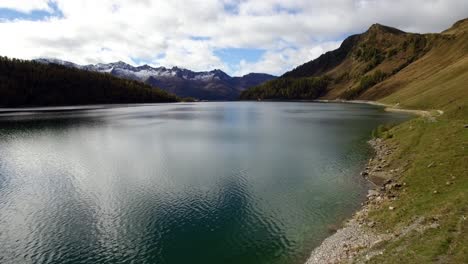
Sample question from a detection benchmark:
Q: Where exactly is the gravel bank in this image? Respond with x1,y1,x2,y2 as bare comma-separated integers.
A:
305,138,397,264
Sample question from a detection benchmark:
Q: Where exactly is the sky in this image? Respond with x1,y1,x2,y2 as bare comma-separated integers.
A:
0,0,467,76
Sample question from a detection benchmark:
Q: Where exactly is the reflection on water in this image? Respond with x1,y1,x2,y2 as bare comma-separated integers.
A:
0,102,410,264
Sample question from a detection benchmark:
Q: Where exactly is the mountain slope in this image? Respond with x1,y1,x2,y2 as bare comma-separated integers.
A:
241,20,467,108
373,19,468,118
36,59,276,101
0,57,178,107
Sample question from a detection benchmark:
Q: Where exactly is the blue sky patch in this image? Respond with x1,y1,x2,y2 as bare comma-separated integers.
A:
214,48,265,66
0,2,62,22
223,2,239,14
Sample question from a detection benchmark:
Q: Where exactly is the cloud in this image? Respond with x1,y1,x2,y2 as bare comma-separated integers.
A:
0,0,467,76
233,41,342,76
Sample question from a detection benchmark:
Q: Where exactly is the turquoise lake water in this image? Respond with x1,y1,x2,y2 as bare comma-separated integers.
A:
0,102,410,264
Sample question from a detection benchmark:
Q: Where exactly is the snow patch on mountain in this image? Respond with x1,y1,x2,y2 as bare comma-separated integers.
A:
35,58,232,82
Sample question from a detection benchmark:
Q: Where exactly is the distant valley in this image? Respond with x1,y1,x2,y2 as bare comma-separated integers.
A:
35,59,276,101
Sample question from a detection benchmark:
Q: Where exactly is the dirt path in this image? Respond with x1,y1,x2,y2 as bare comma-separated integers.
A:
314,99,443,118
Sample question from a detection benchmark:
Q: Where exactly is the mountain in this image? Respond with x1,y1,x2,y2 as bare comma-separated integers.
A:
35,59,276,101
0,57,178,107
241,18,468,116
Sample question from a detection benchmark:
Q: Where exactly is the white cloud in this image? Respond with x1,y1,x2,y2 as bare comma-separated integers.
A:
0,0,467,76
233,41,342,76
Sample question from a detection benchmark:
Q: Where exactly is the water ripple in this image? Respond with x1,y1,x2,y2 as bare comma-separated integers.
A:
0,102,410,264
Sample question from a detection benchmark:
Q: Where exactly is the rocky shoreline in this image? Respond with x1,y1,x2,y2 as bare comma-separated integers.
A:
305,137,440,263
304,138,393,263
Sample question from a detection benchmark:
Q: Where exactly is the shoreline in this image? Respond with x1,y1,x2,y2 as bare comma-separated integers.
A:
306,137,441,263
313,99,443,118
305,138,398,263
304,100,443,263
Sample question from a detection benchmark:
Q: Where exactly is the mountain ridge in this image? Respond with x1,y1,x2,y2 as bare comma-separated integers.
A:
241,17,467,115
35,58,276,100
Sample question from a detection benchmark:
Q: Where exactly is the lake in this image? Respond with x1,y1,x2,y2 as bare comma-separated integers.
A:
0,102,410,264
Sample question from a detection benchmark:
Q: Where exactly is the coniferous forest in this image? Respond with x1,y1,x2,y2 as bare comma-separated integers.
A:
239,76,330,100
0,56,178,107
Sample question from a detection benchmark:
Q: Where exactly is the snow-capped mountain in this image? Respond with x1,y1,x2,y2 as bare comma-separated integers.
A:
34,58,276,100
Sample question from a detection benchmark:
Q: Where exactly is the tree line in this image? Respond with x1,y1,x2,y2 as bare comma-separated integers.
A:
239,77,330,100
0,56,178,107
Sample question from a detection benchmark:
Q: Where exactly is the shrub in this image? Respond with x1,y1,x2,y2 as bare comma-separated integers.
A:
372,123,396,138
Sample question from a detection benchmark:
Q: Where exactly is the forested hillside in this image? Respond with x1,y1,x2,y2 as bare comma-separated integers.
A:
0,57,178,107
239,77,330,100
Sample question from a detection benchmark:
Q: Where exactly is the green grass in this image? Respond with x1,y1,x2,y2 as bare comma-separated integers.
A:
361,116,468,263
381,56,468,119
371,123,396,139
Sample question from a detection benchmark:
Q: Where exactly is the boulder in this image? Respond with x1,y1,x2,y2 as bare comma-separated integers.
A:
368,190,380,197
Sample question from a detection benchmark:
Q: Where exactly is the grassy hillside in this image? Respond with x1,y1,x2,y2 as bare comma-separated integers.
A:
0,56,178,107
241,19,467,110
355,117,468,263
374,20,468,119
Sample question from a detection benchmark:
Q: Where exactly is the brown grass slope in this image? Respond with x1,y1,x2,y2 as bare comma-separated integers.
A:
374,19,468,119
280,18,468,118
283,23,432,99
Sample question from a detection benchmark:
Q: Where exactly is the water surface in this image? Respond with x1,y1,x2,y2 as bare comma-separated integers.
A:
0,102,409,264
